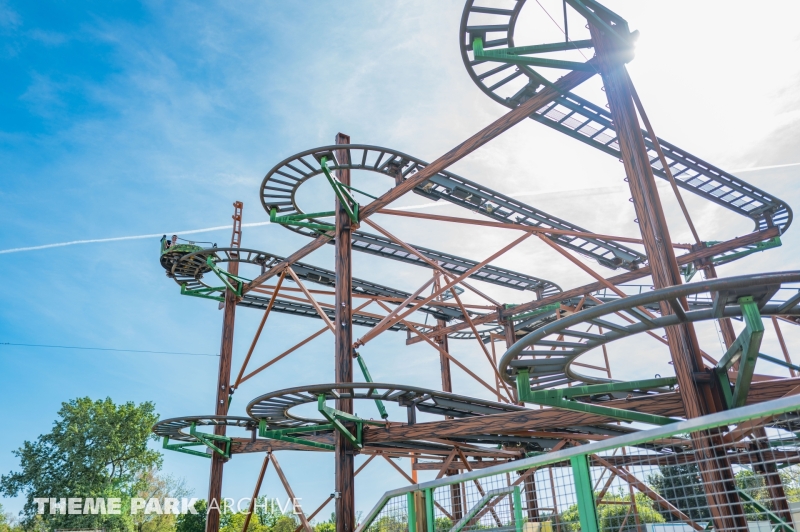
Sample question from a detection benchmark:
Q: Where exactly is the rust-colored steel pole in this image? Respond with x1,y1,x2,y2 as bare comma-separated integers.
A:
334,133,355,532
588,23,745,529
206,201,243,532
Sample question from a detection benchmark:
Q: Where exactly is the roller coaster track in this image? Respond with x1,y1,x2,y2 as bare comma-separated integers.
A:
459,0,792,264
261,144,646,271
500,272,800,391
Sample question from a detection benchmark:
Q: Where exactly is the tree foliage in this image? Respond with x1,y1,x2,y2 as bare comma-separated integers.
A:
0,397,162,531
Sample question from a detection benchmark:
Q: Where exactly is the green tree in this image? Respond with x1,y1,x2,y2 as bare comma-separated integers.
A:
648,463,711,523
255,497,286,528
176,500,207,532
220,512,269,532
0,397,162,531
560,490,665,531
273,515,298,532
0,503,23,532
132,467,191,532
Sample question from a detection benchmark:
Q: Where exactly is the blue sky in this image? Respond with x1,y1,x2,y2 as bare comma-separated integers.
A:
2,0,800,522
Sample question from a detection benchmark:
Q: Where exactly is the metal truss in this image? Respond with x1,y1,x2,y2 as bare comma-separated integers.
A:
501,272,800,392
459,0,792,262
261,144,645,272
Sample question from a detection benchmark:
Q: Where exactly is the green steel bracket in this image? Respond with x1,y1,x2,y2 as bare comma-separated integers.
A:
714,237,782,267
355,353,389,419
205,256,250,296
716,296,765,408
189,422,231,458
180,283,225,302
317,395,385,449
162,436,211,459
564,0,633,52
257,419,335,451
504,302,560,322
737,489,794,532
319,155,359,225
516,371,680,425
571,454,600,532
269,207,336,232
472,37,595,72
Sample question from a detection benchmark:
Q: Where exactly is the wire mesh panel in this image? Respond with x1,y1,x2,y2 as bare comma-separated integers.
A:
358,395,800,532
364,493,409,532
589,414,800,532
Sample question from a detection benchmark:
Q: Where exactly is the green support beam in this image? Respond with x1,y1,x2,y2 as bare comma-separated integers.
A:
424,489,434,532
716,296,765,408
205,256,249,297
516,371,680,425
316,395,386,450
407,492,417,532
319,155,359,225
571,454,600,532
258,420,336,451
355,353,389,419
162,423,233,459
473,37,595,72
513,485,524,532
180,284,225,302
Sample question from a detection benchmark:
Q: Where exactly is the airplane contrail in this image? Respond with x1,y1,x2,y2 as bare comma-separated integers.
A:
0,222,272,255
1,186,627,255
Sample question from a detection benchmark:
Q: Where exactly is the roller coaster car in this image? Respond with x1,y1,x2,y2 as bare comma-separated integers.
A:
159,236,203,276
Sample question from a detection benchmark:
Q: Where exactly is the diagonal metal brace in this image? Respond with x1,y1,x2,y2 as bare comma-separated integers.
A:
716,296,765,408
355,353,389,419
205,256,250,296
258,420,335,451
189,422,232,458
516,371,680,425
319,155,359,225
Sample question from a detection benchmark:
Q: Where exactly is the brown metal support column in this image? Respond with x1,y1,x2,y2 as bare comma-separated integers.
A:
206,201,243,532
334,133,355,532
503,318,520,403
703,264,737,348
434,272,453,395
588,22,745,529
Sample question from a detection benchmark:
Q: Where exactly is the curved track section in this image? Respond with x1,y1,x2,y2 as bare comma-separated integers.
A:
500,273,800,390
153,415,257,442
262,144,645,272
459,1,791,259
246,382,524,429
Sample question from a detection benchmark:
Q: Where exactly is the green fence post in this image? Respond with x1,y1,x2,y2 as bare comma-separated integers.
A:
570,454,599,532
513,485,524,532
424,488,434,532
407,492,417,532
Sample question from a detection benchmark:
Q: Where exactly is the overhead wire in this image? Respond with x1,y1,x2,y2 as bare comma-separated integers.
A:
0,342,218,357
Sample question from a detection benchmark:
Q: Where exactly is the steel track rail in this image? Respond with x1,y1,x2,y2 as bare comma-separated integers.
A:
500,272,800,389
261,144,645,272
459,0,792,263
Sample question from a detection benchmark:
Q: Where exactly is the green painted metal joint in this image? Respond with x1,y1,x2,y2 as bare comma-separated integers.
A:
472,37,595,71
407,492,417,532
571,454,600,532
513,485,524,532
180,284,225,302
162,436,212,459
319,156,360,225
205,256,249,297
269,207,336,232
716,295,765,408
316,395,383,449
355,354,389,419
189,422,231,458
257,419,335,451
516,370,680,425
